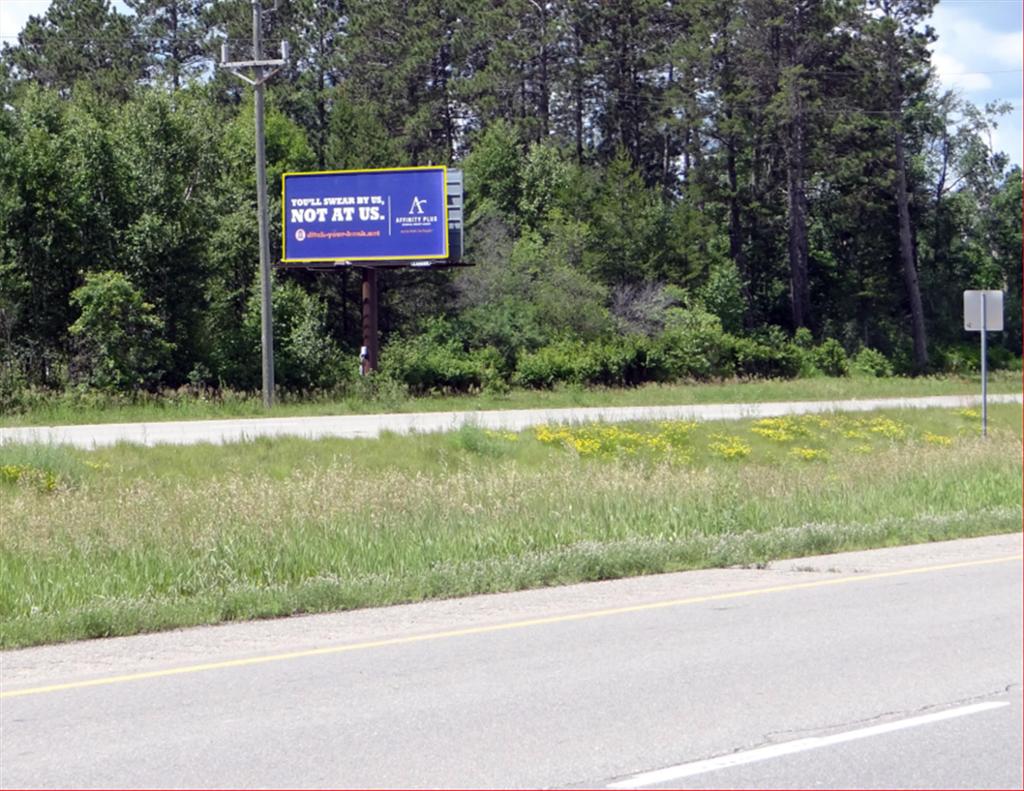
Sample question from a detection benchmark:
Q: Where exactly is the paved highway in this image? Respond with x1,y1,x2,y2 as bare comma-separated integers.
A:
2,534,1020,789
0,393,1020,448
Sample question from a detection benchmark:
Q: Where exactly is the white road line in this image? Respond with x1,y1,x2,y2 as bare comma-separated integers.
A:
607,701,1010,789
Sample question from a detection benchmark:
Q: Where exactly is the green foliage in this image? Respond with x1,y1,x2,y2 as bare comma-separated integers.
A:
242,279,348,391
512,335,649,389
69,271,173,391
936,342,1016,375
5,0,144,99
698,260,746,334
463,120,523,222
380,318,488,394
730,328,803,380
588,335,650,387
585,149,670,284
851,347,894,378
518,143,573,231
811,339,850,377
0,1,1019,402
647,309,733,381
794,327,814,349
514,339,597,389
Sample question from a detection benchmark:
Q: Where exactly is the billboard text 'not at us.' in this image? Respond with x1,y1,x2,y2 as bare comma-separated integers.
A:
282,166,449,262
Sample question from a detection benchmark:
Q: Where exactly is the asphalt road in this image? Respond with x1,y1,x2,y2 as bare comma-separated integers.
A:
2,534,1020,789
0,393,1020,448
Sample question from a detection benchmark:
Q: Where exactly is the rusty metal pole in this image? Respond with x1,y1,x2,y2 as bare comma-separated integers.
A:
361,267,379,373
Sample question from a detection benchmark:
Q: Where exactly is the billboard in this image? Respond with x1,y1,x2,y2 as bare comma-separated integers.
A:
282,166,448,262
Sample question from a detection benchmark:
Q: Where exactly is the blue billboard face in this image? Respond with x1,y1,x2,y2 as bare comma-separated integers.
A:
282,167,448,262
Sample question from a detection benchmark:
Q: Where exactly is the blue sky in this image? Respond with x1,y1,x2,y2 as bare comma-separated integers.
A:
929,0,1023,167
1,0,1021,166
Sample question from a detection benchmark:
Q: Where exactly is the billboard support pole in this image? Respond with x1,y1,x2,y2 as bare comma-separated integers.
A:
361,268,379,373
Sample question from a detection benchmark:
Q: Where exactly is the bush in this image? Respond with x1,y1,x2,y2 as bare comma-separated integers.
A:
793,327,814,349
69,271,174,392
850,347,894,378
811,338,850,377
380,319,488,393
242,280,349,391
588,335,649,386
729,327,802,379
647,308,733,381
698,260,746,334
512,336,649,389
514,339,598,388
936,342,1016,375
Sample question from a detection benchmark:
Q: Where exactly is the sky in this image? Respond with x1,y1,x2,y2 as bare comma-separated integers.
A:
929,0,1023,167
1,0,1022,167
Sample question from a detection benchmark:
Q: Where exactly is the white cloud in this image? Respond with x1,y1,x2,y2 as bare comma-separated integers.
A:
989,30,1024,68
931,5,1024,70
932,50,993,91
990,118,1021,171
930,3,1023,167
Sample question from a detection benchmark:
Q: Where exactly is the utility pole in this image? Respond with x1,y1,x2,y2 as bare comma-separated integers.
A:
221,2,288,408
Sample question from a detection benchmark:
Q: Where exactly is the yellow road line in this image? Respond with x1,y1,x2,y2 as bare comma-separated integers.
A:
3,554,1020,700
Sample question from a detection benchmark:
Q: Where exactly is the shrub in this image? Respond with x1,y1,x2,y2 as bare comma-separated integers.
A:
811,338,850,377
380,319,486,393
936,342,1016,375
242,280,349,391
850,347,894,378
380,340,483,393
473,346,512,393
514,339,598,388
588,335,649,386
793,327,814,349
69,271,174,392
936,343,979,375
647,308,733,381
698,260,746,334
729,327,802,379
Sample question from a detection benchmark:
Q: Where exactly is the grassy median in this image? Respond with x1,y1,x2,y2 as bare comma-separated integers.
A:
1,403,1020,648
1,371,1020,427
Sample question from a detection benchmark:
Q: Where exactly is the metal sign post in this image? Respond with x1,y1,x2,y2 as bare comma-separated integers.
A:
963,290,1004,437
981,295,987,435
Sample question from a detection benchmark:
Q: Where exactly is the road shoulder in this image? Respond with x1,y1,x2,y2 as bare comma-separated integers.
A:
3,532,1020,692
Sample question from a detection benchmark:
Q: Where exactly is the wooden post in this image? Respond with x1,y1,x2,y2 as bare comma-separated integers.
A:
361,267,379,374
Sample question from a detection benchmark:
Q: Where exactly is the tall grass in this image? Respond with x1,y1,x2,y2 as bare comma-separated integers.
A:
1,405,1019,648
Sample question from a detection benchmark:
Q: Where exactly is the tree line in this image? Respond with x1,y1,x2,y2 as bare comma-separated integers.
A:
0,0,1019,402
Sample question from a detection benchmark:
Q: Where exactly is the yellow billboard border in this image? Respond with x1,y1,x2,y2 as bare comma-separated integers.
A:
280,165,450,263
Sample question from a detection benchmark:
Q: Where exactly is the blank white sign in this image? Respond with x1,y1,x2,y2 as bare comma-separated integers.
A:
963,290,1003,331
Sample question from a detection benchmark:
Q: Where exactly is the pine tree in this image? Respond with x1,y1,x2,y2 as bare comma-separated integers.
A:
857,0,937,371
126,0,210,90
4,0,144,99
